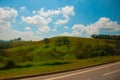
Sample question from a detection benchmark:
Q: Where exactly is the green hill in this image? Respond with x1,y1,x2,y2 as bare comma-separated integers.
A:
0,36,119,63
0,36,120,78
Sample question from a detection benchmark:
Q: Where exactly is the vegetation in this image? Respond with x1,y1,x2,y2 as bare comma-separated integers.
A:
0,36,120,79
0,56,120,79
91,34,120,40
43,38,50,47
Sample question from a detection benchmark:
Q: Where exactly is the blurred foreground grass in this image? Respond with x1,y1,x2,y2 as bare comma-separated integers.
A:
0,55,120,79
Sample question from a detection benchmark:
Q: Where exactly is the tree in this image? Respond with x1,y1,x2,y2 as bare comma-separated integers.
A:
55,37,70,46
18,37,21,41
43,38,50,47
62,37,70,45
55,37,62,46
91,34,120,40
13,37,22,41
4,59,16,69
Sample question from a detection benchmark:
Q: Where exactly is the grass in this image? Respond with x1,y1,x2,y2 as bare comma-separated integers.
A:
0,36,120,79
0,55,120,79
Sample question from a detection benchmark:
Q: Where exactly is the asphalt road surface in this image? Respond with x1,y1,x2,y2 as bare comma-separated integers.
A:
21,61,120,80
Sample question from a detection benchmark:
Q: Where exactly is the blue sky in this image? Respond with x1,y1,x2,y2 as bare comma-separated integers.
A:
0,0,120,40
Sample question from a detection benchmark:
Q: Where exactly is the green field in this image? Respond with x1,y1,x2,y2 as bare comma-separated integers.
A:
0,36,120,79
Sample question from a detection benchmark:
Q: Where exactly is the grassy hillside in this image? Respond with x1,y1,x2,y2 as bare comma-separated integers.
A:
0,36,120,78
0,36,119,63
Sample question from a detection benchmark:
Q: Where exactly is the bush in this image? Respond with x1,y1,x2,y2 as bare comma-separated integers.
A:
4,59,16,69
92,50,108,57
98,50,108,56
75,51,88,59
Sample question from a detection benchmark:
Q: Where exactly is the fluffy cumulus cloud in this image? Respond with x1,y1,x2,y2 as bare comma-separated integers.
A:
0,7,18,30
54,6,74,25
38,6,74,19
0,7,41,41
22,14,52,33
38,8,61,17
22,15,51,26
71,17,120,37
94,17,120,32
0,29,41,41
22,5,74,33
38,26,50,33
54,19,68,25
72,24,86,36
0,6,75,41
0,7,19,40
61,6,74,19
61,32,71,36
2,6,119,41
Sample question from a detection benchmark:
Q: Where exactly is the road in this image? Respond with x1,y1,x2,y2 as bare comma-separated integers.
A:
21,61,120,80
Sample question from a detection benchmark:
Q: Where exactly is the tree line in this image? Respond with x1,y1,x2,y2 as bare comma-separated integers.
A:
91,34,120,40
43,37,70,47
0,38,22,50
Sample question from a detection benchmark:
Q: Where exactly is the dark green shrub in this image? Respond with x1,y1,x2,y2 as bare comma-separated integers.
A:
4,59,16,69
98,50,108,56
55,37,70,46
43,38,50,47
75,51,88,59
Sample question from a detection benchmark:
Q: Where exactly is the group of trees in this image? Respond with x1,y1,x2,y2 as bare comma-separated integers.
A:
43,37,70,47
43,38,50,47
0,38,22,50
0,42,12,50
10,38,22,42
91,34,120,40
55,37,70,46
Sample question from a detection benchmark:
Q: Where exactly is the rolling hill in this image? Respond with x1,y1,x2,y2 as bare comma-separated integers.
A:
0,36,120,79
0,36,119,63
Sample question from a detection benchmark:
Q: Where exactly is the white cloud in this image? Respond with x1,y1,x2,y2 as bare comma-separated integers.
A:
54,6,74,26
21,14,52,34
38,5,74,20
62,6,74,19
18,6,75,40
38,8,61,17
62,32,71,36
0,29,41,41
71,17,120,37
0,7,42,41
22,6,74,26
38,26,50,33
72,24,86,36
20,6,26,11
64,26,69,29
94,17,120,32
54,19,68,25
0,7,18,30
21,15,51,26
25,26,31,31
